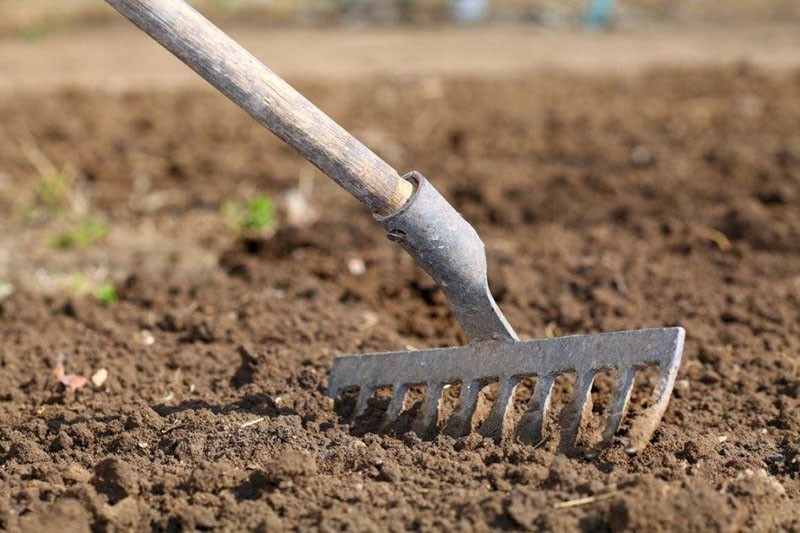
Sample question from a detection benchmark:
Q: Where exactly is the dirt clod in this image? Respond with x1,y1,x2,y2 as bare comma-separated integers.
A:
265,450,318,486
17,497,92,533
92,457,140,504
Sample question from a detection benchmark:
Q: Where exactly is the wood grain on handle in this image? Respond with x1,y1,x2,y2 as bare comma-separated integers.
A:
105,0,413,215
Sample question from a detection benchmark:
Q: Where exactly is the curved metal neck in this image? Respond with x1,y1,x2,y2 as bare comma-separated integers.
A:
376,172,518,344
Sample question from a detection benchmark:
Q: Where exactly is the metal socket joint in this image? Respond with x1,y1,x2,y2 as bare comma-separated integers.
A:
376,171,518,344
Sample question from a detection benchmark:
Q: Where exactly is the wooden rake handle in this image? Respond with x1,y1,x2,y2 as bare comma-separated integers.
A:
105,0,413,216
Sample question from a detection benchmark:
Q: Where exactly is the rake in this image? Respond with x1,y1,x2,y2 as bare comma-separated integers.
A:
106,0,685,455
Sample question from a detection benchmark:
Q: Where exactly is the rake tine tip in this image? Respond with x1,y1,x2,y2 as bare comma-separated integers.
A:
478,376,518,441
412,382,445,438
557,371,595,453
384,383,409,424
624,356,681,452
352,385,376,419
514,374,555,445
444,379,481,438
591,368,636,453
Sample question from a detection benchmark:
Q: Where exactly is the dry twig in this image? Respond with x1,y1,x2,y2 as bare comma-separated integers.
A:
553,490,620,509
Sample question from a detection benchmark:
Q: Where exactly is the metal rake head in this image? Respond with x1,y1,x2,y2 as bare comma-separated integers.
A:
328,172,685,455
329,327,684,455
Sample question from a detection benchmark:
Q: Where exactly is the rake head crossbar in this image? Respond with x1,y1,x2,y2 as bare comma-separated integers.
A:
329,327,684,455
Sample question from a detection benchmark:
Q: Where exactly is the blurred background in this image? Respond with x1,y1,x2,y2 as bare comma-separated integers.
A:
1,0,799,36
0,0,798,284
1,0,798,92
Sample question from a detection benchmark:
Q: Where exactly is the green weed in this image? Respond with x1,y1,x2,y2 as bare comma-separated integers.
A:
38,172,71,207
49,220,109,249
222,196,277,233
94,283,118,305
23,171,78,222
62,275,117,305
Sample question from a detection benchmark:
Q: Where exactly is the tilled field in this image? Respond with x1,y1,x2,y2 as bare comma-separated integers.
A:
0,67,799,531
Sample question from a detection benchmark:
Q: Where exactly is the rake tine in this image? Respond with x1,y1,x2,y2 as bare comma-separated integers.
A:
384,383,409,424
588,368,636,455
514,374,555,445
352,385,376,419
443,380,481,437
625,363,678,454
478,377,519,441
412,382,445,438
557,371,595,453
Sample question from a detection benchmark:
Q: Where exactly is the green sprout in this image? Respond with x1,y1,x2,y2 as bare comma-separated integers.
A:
23,172,77,222
38,172,71,207
62,276,117,305
49,220,109,249
222,196,277,233
94,283,118,305
244,197,276,231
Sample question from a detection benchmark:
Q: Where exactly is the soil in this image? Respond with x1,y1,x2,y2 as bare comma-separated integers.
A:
0,65,799,531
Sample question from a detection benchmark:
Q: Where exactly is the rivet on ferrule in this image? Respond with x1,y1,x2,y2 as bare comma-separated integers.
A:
386,230,406,243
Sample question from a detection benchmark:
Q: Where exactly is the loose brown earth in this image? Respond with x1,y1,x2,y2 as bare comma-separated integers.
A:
0,64,799,531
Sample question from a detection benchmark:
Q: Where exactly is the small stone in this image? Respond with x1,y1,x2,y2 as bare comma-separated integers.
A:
347,257,366,276
359,311,379,331
91,368,109,387
631,144,654,167
140,330,155,346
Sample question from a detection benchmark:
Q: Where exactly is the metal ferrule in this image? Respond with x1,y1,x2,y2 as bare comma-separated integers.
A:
375,171,518,344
